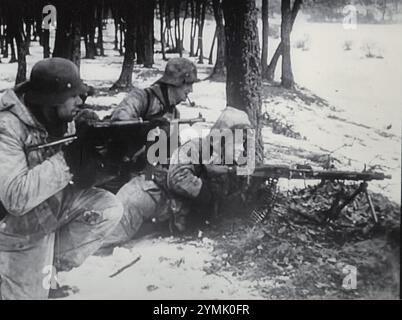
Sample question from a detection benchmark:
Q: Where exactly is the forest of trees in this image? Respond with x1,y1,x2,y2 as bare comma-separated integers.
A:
0,0,309,162
0,0,400,161
0,0,309,89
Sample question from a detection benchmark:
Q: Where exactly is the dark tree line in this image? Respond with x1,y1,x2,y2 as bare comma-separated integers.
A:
0,0,312,161
0,0,303,91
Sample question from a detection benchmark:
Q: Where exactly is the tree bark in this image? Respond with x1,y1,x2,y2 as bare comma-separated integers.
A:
266,0,302,81
181,0,190,54
210,0,226,79
197,0,206,64
159,0,167,60
142,0,155,67
71,6,81,71
112,8,119,51
53,1,72,59
25,19,31,55
15,31,27,84
208,28,217,65
83,0,97,59
42,29,50,58
96,2,105,56
280,0,294,89
189,0,196,56
222,0,264,163
53,1,82,70
8,33,17,63
111,1,137,90
261,0,269,77
6,1,26,84
174,0,182,56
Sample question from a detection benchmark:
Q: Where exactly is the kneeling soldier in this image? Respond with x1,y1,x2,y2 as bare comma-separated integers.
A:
0,58,123,300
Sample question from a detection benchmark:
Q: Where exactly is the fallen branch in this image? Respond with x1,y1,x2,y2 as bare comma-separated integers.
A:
109,255,142,278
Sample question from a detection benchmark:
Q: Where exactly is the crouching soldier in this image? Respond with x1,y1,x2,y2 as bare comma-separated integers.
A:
0,58,123,300
103,107,252,247
112,57,198,122
103,58,199,192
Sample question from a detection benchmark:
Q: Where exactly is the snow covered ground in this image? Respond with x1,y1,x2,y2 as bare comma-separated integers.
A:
58,236,260,300
0,15,400,299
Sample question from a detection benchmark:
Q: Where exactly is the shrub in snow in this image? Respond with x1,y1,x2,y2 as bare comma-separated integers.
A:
343,40,353,51
294,34,311,51
361,41,384,59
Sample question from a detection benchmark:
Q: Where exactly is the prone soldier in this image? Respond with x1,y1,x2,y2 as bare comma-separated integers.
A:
103,107,252,247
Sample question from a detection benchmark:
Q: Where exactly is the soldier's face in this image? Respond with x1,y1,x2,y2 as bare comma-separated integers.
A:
56,95,83,122
169,83,193,105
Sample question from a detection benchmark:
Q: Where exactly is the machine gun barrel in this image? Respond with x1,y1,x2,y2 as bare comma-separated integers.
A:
26,114,206,153
252,164,391,181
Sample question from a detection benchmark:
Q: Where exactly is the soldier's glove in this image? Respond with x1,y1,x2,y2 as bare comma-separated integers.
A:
74,109,100,125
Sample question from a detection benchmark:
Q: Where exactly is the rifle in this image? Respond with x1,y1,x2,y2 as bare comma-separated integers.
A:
246,164,392,224
26,114,206,152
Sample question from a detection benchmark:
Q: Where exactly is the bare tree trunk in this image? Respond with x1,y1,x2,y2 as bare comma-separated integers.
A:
71,6,81,72
43,29,50,58
159,0,167,60
261,0,269,77
174,0,182,56
119,20,124,55
84,0,96,59
382,0,387,21
208,28,217,65
111,1,137,90
0,22,5,58
222,0,264,163
181,0,190,53
281,0,294,89
15,32,27,84
25,20,31,55
7,1,26,84
96,2,105,56
3,29,9,58
142,0,155,67
9,34,17,63
209,0,226,79
197,0,206,64
53,2,73,59
112,6,119,50
189,0,196,56
53,1,82,70
266,0,302,81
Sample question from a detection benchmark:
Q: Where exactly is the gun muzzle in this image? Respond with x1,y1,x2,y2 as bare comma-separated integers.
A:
27,135,78,152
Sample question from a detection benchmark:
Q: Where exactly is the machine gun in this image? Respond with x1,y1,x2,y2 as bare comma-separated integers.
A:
25,114,206,193
26,113,206,153
246,164,392,224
